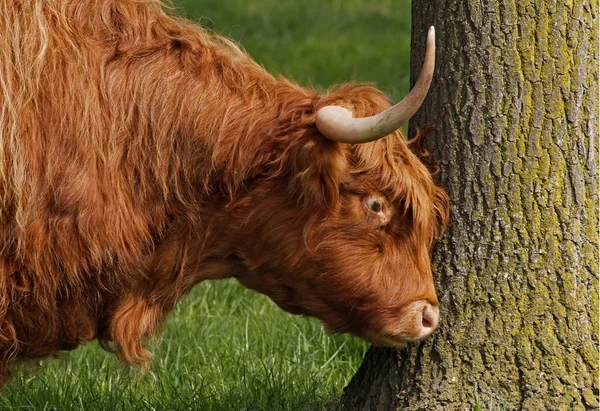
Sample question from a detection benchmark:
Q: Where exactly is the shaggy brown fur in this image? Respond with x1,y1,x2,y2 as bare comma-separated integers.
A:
0,0,448,383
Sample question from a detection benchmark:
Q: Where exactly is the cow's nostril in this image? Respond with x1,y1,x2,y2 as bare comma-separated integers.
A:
422,310,432,328
421,304,439,330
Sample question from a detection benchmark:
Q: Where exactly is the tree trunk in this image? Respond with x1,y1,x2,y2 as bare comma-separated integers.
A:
342,1,598,410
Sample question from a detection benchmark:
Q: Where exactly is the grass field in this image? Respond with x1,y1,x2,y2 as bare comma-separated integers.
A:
1,1,412,409
2,281,368,410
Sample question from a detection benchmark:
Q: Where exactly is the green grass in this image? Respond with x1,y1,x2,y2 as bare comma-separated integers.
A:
1,2,412,409
2,281,368,410
177,0,412,100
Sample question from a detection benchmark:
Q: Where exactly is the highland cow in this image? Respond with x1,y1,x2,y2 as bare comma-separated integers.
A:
0,0,448,383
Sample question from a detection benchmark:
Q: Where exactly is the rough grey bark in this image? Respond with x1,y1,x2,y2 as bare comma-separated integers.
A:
342,0,598,409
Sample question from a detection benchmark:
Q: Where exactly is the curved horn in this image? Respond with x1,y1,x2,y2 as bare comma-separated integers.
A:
316,26,436,144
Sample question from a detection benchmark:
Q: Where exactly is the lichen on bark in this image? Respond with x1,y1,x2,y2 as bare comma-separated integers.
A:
342,0,598,409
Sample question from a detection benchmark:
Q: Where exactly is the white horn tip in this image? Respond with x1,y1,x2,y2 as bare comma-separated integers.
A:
316,106,353,121
428,26,435,43
316,106,355,142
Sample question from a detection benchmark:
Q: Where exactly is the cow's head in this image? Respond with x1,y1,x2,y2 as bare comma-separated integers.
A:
229,27,448,347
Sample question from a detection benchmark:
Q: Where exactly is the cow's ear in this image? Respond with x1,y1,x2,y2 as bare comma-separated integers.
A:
287,132,346,209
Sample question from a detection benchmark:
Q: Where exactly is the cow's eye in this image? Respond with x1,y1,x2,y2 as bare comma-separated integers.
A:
365,196,384,214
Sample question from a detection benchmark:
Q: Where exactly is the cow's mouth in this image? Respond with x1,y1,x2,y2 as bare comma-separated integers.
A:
360,329,411,349
359,301,439,348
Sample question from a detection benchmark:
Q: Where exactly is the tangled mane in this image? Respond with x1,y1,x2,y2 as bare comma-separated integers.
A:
0,0,448,383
